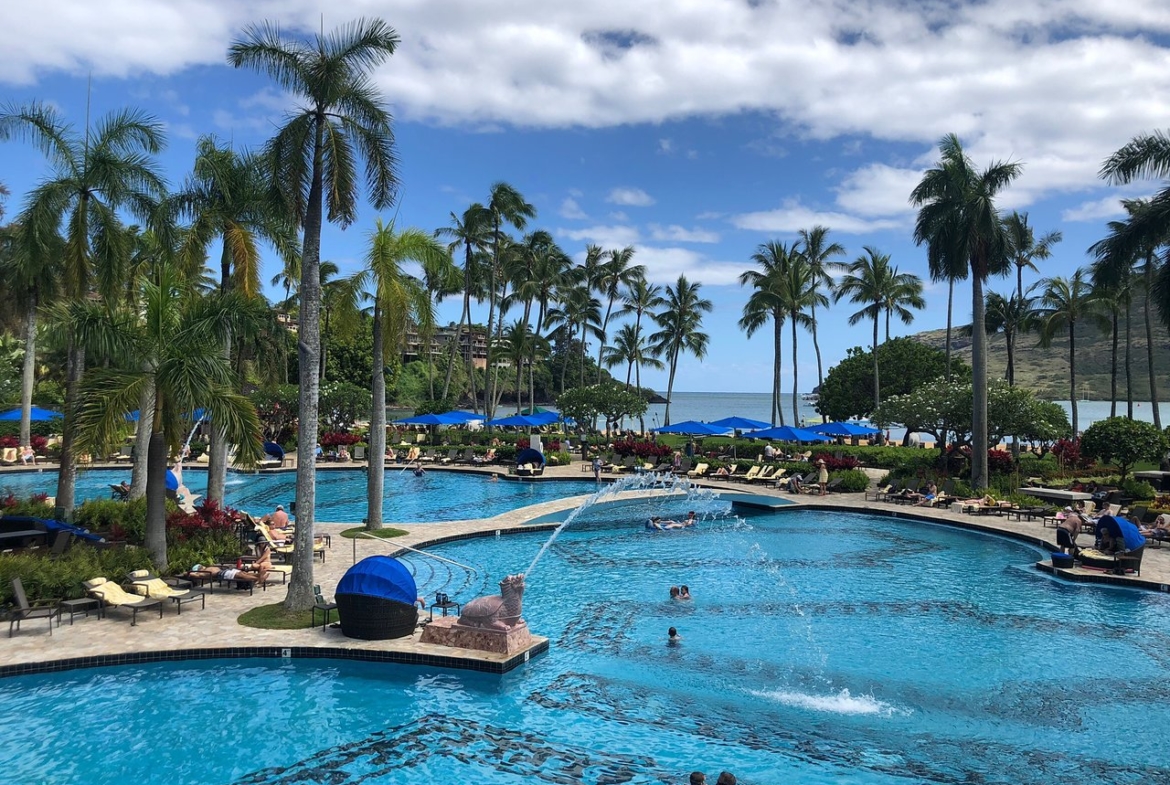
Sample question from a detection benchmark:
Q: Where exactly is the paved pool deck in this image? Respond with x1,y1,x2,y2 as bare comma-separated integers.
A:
3,461,1168,677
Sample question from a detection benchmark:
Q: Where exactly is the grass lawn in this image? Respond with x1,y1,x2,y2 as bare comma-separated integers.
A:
238,603,316,630
340,526,409,539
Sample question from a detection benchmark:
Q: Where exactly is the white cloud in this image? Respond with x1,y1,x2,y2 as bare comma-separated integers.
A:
606,186,656,207
633,245,744,286
658,137,674,154
559,196,588,220
648,223,720,243
731,198,906,234
608,211,629,222
7,1,1170,207
1061,194,1129,223
560,224,641,247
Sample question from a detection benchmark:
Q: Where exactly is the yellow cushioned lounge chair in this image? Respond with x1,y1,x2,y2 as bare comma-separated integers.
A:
84,577,163,625
686,462,709,478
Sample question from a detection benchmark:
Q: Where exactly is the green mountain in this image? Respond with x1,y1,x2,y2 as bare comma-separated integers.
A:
907,301,1170,401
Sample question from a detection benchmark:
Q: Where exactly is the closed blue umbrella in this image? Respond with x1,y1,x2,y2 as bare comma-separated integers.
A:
488,413,544,427
751,425,833,443
0,406,63,421
710,416,772,431
654,420,730,436
807,421,880,437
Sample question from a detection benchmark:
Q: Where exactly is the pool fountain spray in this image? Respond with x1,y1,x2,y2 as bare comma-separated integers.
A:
523,472,725,578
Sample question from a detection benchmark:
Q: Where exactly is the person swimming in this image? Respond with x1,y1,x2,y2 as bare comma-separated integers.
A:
647,516,687,531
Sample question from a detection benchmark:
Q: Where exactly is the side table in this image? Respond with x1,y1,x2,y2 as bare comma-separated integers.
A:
430,600,461,621
60,597,102,625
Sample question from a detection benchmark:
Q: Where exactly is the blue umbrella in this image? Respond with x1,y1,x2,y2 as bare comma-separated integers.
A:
165,469,179,491
395,413,458,426
807,421,880,437
528,410,561,426
125,408,208,422
440,411,485,424
654,420,730,436
750,425,833,443
488,413,544,428
710,416,772,431
1095,515,1147,551
0,406,63,421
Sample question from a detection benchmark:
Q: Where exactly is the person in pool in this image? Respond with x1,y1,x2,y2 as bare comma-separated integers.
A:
668,627,682,646
683,511,697,527
647,516,687,531
669,586,681,600
678,585,692,600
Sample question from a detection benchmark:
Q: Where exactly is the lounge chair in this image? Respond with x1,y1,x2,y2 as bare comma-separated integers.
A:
0,447,16,466
514,463,544,477
352,445,366,462
84,577,163,625
8,577,60,637
674,458,692,475
48,530,73,560
686,462,710,479
254,520,326,563
109,484,130,501
125,569,206,614
733,466,759,483
715,464,741,481
865,484,893,502
440,449,457,464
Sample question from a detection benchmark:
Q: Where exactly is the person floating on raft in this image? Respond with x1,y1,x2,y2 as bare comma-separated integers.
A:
646,511,698,531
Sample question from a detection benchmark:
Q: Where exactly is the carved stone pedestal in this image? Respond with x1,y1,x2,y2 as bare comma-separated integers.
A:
420,616,533,654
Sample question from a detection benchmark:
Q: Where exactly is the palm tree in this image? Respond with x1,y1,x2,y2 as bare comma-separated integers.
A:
351,220,447,530
739,241,793,426
0,101,166,518
1036,269,1097,435
545,280,602,391
834,247,925,413
912,133,1021,490
614,272,664,430
319,261,361,383
1003,211,1061,300
651,275,713,426
64,264,263,567
229,18,400,610
507,231,569,410
436,203,491,406
483,183,535,419
778,254,827,424
796,225,845,406
172,135,296,505
595,246,644,382
980,291,1035,386
1088,266,1128,418
603,323,664,388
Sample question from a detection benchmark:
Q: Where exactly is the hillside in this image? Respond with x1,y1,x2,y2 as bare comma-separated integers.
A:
907,301,1170,401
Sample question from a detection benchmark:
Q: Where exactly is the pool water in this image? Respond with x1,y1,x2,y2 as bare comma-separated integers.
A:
3,509,1170,784
0,468,597,523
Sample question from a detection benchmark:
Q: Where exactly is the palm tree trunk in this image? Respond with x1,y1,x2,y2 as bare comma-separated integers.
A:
1017,262,1024,302
636,354,645,434
367,303,385,530
129,377,154,499
145,428,169,567
206,332,231,504
791,319,800,425
1109,310,1118,418
485,223,500,420
811,299,825,422
771,317,780,426
775,316,785,427
945,279,955,379
1144,269,1162,430
1125,302,1133,418
286,118,326,612
884,307,891,343
872,315,881,411
54,342,83,520
440,292,467,402
597,298,613,384
559,329,570,394
318,309,330,383
1006,329,1015,386
1069,322,1078,436
663,349,678,427
19,293,37,448
971,274,989,490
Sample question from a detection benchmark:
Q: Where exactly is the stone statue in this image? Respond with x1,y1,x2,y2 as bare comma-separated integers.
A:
456,573,525,631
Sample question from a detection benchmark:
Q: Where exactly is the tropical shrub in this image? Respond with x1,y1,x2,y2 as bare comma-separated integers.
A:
611,439,673,460
831,469,871,493
0,546,154,604
0,492,54,519
1080,417,1167,480
74,498,148,543
320,431,362,448
987,449,1014,475
546,450,573,466
1052,437,1092,470
812,452,860,471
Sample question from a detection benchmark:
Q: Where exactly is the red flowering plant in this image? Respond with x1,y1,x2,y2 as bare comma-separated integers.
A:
811,453,860,471
0,435,18,449
166,498,239,543
320,431,362,448
987,448,1014,475
1052,437,1092,470
611,439,673,459
517,437,560,452
30,435,48,453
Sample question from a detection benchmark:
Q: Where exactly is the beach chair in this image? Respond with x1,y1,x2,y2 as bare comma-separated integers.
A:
8,577,60,637
353,445,366,461
686,462,710,479
715,463,741,481
674,458,692,475
733,466,760,483
124,570,206,614
0,447,16,466
84,578,163,626
441,449,457,464
865,484,892,502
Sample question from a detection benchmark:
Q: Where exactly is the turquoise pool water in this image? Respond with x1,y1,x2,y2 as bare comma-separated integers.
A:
3,508,1170,784
0,468,597,523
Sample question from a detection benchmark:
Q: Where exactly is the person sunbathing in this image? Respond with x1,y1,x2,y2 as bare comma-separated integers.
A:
915,483,939,506
19,445,35,465
1139,514,1169,540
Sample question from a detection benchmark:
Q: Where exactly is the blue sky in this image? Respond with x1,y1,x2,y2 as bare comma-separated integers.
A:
3,1,1169,394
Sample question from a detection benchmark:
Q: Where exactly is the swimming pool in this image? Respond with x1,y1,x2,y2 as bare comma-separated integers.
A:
2,508,1169,784
0,468,597,523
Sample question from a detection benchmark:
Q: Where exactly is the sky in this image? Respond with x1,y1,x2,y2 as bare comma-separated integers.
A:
2,0,1169,395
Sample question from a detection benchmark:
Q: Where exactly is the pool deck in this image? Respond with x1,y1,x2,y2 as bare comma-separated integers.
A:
3,461,1169,676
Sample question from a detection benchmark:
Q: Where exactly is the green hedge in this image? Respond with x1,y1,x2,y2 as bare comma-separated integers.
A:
0,546,154,605
165,531,244,577
74,498,148,543
831,469,871,493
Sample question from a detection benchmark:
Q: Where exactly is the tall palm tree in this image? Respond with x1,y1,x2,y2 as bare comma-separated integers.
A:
1036,269,1097,435
834,247,925,413
739,241,793,426
614,272,664,430
595,246,644,382
507,231,569,410
172,135,296,505
0,101,166,518
980,291,1035,386
229,18,400,610
796,225,845,408
912,133,1021,490
1003,211,1061,300
778,254,827,424
436,203,491,406
650,275,713,426
545,280,602,391
483,182,535,420
64,264,263,567
351,220,447,531
603,323,665,388
1089,266,1128,418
